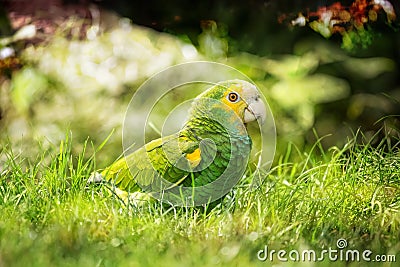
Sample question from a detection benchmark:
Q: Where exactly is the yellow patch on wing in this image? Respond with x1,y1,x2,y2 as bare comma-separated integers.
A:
185,148,201,168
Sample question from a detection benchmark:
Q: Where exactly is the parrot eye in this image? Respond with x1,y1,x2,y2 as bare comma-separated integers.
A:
227,92,240,103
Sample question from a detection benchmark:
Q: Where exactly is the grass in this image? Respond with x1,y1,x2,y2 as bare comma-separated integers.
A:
0,132,399,267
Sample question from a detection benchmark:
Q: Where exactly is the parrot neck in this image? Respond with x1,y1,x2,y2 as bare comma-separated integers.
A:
186,104,249,137
183,114,249,141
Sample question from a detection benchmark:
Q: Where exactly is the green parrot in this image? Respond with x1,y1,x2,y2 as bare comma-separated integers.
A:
90,79,266,206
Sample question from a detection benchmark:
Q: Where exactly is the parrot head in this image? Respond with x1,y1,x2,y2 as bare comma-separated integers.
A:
189,80,267,127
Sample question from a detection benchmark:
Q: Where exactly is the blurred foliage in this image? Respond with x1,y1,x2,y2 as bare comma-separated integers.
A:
0,0,399,165
289,0,398,51
10,67,48,114
1,16,204,164
198,20,229,59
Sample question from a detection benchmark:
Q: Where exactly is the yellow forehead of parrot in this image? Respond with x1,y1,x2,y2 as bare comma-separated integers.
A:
214,80,266,124
220,84,248,115
192,80,266,124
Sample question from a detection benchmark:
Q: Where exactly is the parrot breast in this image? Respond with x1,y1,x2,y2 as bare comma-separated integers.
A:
179,116,252,192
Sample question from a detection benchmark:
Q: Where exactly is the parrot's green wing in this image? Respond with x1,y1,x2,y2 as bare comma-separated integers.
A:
101,133,200,193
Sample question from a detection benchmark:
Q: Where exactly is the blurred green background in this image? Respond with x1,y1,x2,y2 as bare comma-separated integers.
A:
0,0,399,166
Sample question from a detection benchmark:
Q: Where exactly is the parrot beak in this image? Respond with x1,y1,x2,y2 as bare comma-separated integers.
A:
244,97,267,125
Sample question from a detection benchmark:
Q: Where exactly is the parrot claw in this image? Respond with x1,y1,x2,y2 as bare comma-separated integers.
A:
87,171,105,184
